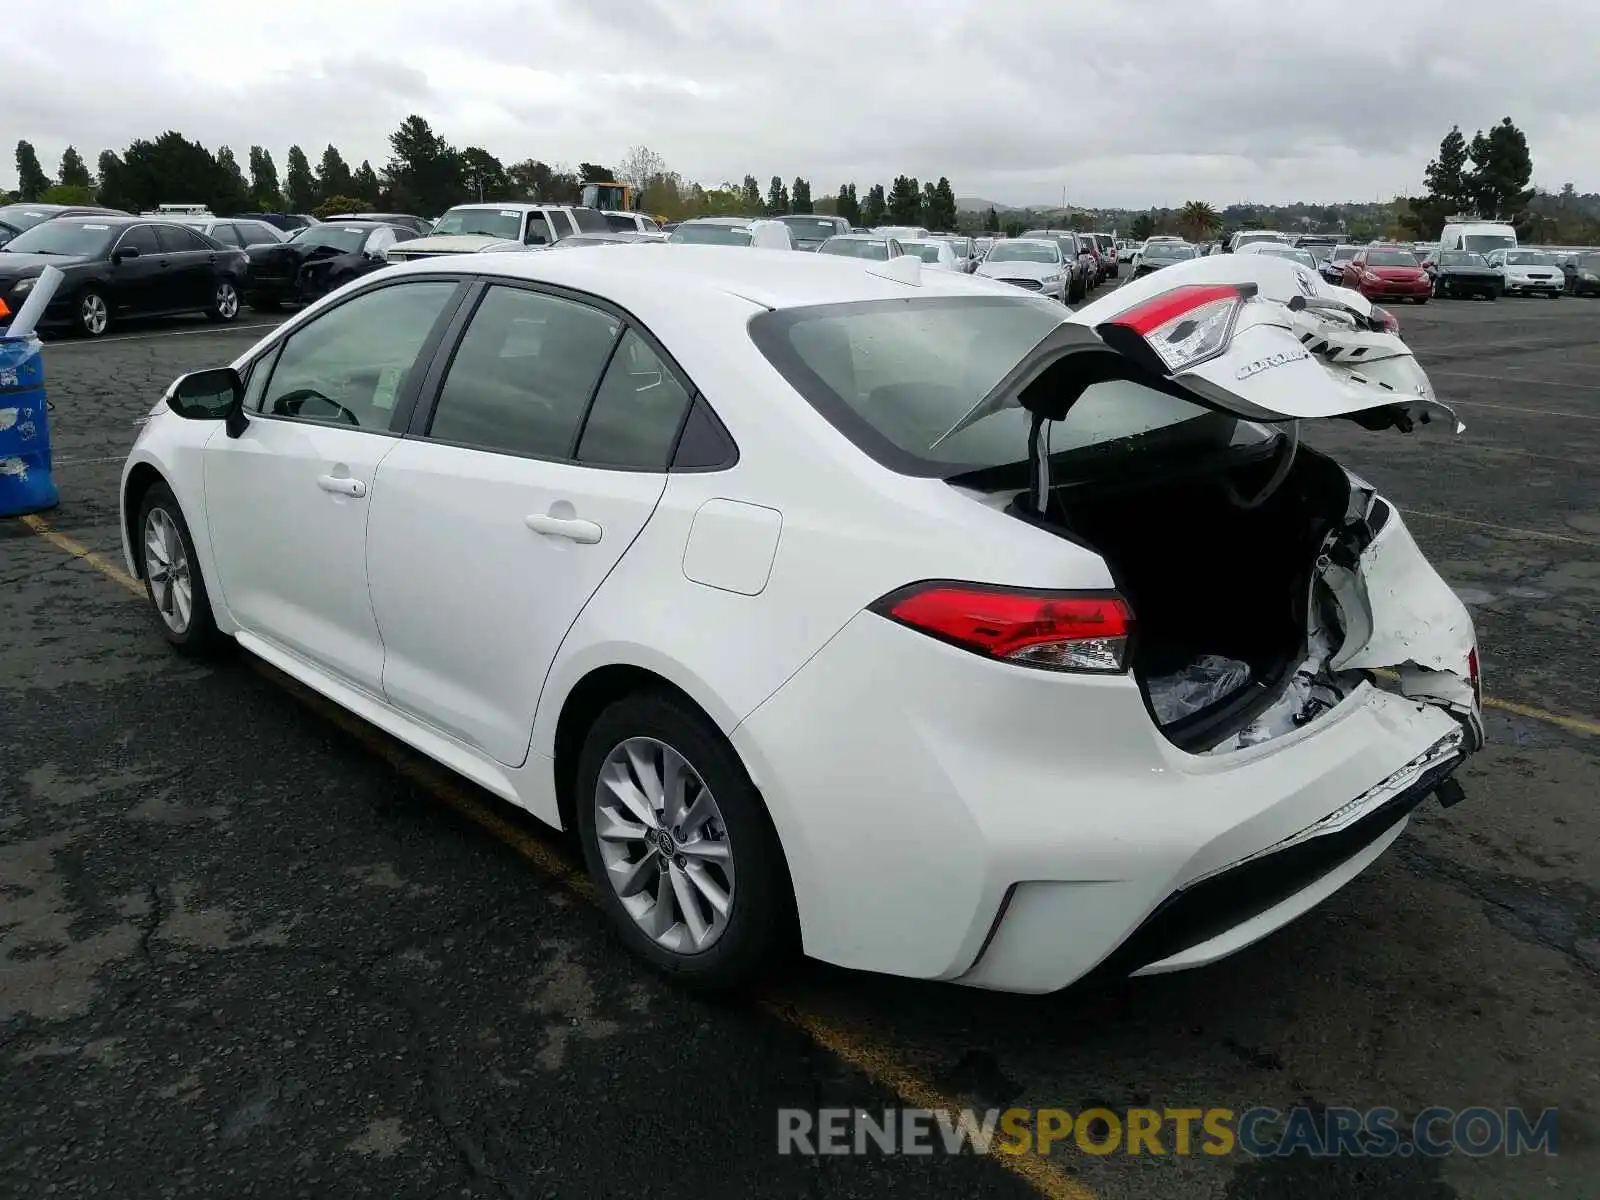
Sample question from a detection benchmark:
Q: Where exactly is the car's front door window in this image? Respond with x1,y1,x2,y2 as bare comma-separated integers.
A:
260,281,460,429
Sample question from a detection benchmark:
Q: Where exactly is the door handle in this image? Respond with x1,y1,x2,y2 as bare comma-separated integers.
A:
524,513,602,543
317,474,367,498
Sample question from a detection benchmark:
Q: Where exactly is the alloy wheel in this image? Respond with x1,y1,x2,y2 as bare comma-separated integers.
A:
215,283,239,319
143,507,193,635
593,736,736,954
81,293,108,336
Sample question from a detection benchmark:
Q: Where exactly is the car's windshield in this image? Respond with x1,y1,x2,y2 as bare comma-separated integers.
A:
0,205,78,233
430,208,524,239
1235,233,1287,246
1578,253,1600,270
1330,245,1358,261
1440,252,1488,266
1503,250,1554,266
1145,244,1196,260
669,224,753,246
1365,249,1418,266
1304,245,1333,262
288,226,371,254
818,238,890,260
1258,246,1319,268
776,217,840,241
750,297,1261,477
985,241,1058,264
1,220,117,256
901,243,946,263
1463,233,1516,253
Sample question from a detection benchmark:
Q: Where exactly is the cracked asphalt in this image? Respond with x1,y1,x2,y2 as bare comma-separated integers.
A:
2,294,1597,1200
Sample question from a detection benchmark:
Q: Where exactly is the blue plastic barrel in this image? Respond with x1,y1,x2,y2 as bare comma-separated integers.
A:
0,334,59,516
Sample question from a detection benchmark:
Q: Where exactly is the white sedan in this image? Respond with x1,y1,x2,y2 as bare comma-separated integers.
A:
121,248,1483,993
895,239,963,270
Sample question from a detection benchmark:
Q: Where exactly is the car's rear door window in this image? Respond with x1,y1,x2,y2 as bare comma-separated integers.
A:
575,330,693,470
424,285,622,459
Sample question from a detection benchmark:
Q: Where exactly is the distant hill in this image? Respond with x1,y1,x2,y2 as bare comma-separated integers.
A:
955,196,1021,214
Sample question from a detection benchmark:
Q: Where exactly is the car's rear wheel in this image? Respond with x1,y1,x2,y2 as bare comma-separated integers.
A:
135,482,227,656
207,280,241,323
576,691,793,990
1414,295,1428,305
75,289,110,337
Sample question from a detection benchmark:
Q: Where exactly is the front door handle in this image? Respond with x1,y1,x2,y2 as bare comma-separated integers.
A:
317,474,367,498
524,513,602,543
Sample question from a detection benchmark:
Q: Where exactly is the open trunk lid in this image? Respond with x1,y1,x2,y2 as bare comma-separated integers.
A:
942,253,1483,751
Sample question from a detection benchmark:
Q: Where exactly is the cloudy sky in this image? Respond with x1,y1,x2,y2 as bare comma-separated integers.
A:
4,0,1597,208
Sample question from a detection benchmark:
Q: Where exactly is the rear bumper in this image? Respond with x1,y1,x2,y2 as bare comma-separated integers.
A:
735,608,1477,994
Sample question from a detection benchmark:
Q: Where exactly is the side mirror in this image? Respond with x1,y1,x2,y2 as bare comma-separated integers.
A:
114,246,140,262
166,367,247,437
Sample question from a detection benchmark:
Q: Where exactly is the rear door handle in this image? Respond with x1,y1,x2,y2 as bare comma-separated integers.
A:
317,474,367,498
524,514,602,543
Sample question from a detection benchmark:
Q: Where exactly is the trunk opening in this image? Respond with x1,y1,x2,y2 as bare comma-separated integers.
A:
1008,439,1368,752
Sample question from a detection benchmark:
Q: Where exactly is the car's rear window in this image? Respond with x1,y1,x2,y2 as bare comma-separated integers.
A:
748,296,1238,477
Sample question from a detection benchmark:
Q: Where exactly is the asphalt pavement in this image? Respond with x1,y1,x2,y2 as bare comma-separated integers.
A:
2,293,1597,1200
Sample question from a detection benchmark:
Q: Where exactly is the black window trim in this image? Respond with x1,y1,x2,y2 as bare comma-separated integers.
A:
405,274,738,474
243,274,473,436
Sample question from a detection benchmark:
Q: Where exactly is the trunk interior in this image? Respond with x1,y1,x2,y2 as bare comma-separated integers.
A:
1017,440,1355,750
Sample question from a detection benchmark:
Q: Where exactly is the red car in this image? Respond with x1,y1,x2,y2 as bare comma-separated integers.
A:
1341,246,1431,303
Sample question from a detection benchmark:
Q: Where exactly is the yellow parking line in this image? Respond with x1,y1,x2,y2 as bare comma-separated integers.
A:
13,512,1100,1200
20,515,145,596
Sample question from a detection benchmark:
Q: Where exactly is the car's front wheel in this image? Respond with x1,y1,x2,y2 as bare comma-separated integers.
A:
576,691,793,990
135,482,227,656
75,288,110,337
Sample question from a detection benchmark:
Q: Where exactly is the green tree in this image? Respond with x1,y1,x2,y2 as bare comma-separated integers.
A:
96,150,128,209
578,162,614,183
1465,117,1533,219
836,183,860,225
791,178,812,214
885,175,921,224
213,146,251,213
766,175,790,215
41,184,97,205
116,132,223,211
352,160,381,206
57,146,93,190
313,194,371,219
862,183,886,225
15,141,51,201
247,146,282,210
316,144,354,204
740,174,762,213
284,145,317,212
382,116,465,215
923,177,957,230
1129,212,1154,240
1178,200,1220,241
1423,126,1471,214
984,206,1000,233
459,147,508,202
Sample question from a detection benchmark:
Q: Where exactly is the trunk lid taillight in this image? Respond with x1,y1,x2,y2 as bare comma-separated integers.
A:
871,583,1134,673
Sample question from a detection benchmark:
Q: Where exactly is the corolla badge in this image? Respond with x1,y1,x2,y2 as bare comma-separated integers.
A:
1235,347,1311,380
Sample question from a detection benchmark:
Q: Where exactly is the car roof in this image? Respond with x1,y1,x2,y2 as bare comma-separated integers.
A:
384,243,1016,312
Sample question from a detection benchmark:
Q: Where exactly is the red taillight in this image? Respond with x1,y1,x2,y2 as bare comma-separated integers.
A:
1467,647,1482,707
871,583,1134,673
1110,283,1243,335
1100,283,1249,373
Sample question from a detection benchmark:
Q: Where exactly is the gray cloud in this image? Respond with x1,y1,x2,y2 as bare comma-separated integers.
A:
3,0,1595,205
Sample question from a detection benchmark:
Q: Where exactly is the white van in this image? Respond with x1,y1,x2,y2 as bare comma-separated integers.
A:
1438,221,1517,256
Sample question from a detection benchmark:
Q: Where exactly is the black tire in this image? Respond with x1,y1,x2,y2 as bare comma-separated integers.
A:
134,482,229,657
206,278,242,323
575,690,795,990
1413,295,1428,305
74,288,111,337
